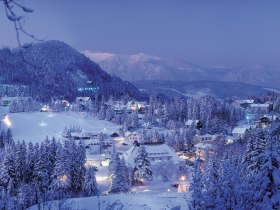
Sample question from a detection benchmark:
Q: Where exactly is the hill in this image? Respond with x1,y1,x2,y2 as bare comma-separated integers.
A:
0,41,144,101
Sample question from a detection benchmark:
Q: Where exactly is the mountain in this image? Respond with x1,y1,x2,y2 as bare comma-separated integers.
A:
0,41,144,101
133,80,271,99
82,51,214,81
219,64,280,88
83,51,280,88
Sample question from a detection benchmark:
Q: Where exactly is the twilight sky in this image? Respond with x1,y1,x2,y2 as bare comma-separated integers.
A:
1,0,280,66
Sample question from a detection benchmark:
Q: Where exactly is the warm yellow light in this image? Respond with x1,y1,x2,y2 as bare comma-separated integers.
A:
59,175,67,183
3,115,11,127
180,176,186,182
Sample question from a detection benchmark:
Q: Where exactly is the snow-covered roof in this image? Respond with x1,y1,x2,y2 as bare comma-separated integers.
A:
232,127,248,135
123,144,181,166
124,131,139,137
236,99,254,104
1,96,30,101
250,103,270,108
196,133,216,139
76,97,91,101
194,143,215,150
185,119,199,126
260,115,279,121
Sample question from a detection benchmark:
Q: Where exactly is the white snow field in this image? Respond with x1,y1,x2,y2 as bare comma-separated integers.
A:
28,192,189,210
0,109,121,143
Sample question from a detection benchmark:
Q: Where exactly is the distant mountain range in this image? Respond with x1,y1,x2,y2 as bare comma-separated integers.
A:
133,80,272,99
83,51,280,88
0,41,144,101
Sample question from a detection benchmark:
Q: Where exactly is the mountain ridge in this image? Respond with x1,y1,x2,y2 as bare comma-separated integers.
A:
83,50,280,88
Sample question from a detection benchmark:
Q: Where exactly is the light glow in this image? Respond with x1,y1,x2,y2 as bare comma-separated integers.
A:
3,115,12,127
96,176,108,182
180,175,186,182
59,175,68,184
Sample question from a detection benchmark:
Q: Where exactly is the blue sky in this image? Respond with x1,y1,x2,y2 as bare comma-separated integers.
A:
1,0,280,66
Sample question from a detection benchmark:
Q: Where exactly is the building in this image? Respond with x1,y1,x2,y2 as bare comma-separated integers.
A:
232,127,248,138
75,97,91,106
185,119,202,129
123,143,182,167
0,96,31,107
257,115,280,128
124,131,141,143
194,142,216,160
234,99,254,109
250,103,272,113
193,133,217,144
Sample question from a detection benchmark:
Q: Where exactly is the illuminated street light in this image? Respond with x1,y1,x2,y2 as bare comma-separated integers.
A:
180,175,186,182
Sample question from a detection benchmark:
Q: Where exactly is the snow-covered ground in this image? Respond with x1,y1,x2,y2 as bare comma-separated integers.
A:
0,109,121,143
28,191,189,210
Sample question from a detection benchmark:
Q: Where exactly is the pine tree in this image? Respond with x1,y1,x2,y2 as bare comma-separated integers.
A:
254,132,280,209
109,154,130,193
189,160,204,209
133,146,153,183
83,166,98,197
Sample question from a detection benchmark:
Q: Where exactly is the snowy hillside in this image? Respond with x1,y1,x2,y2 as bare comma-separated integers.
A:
0,41,144,101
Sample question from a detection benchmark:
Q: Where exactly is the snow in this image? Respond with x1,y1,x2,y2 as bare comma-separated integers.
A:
194,142,215,150
28,192,189,210
232,127,248,135
0,110,121,143
82,50,116,61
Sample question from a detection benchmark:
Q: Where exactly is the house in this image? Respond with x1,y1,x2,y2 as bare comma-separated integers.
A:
194,142,216,160
185,119,202,129
123,143,182,167
250,103,272,113
232,127,248,138
124,131,141,143
193,133,217,144
234,99,254,109
0,96,31,107
85,154,110,167
75,97,91,106
257,115,280,128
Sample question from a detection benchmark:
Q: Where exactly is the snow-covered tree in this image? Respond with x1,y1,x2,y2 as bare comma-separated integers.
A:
133,146,153,183
83,166,98,197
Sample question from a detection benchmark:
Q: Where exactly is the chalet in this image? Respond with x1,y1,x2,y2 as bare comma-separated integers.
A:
234,99,254,109
75,97,91,106
124,131,141,143
127,101,138,111
185,119,202,129
232,127,248,138
85,154,110,167
70,131,91,140
194,142,216,160
0,96,31,107
123,143,182,167
257,115,280,128
193,133,217,144
250,103,272,113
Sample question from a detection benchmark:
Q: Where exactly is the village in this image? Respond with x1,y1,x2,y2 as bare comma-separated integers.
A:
0,93,278,197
